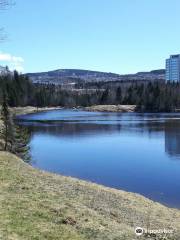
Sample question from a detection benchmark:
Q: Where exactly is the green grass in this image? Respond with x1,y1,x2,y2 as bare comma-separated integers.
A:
0,152,180,240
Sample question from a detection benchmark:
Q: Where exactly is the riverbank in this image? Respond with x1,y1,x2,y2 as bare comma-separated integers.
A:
11,106,63,116
0,151,180,240
84,105,137,112
0,106,62,123
0,106,63,150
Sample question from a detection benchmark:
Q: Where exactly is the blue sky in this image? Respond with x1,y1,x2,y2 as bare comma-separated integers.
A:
0,0,180,73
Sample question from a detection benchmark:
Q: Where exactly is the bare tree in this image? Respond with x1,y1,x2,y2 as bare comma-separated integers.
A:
0,0,12,9
0,0,14,41
0,27,7,42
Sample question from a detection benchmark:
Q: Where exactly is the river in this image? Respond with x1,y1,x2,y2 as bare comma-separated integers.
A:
16,109,180,208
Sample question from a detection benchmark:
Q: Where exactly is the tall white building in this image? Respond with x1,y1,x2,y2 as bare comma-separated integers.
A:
166,54,180,82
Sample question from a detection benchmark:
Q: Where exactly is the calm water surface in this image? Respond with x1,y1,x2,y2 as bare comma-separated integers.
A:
16,110,180,208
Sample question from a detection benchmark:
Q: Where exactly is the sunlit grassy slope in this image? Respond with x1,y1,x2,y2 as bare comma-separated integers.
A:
0,152,180,240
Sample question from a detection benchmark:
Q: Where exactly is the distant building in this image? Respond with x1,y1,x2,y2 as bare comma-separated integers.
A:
166,54,180,82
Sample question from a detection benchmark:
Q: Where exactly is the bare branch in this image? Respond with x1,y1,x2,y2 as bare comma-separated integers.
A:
0,0,15,41
0,0,14,10
0,28,7,42
0,0,9,9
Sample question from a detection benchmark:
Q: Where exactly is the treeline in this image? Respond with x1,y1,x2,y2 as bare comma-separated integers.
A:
124,82,180,112
0,71,180,112
76,80,180,112
0,93,30,160
0,71,102,107
97,81,180,112
0,71,35,106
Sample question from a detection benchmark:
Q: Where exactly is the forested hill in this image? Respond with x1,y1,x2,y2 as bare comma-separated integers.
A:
26,69,121,84
0,70,180,112
26,68,165,85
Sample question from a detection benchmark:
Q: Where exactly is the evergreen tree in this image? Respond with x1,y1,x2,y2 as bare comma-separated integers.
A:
12,125,31,161
0,93,14,151
116,87,122,104
0,93,30,159
100,88,109,104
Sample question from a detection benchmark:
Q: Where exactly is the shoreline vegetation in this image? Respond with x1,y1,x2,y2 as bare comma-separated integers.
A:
1,71,180,113
11,105,137,115
10,105,180,114
0,151,180,240
0,106,63,150
0,106,180,239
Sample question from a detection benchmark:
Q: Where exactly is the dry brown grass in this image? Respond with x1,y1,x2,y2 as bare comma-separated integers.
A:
10,106,63,116
84,105,136,112
0,152,180,240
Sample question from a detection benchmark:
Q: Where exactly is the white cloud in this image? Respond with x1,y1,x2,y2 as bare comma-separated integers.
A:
12,64,24,72
0,52,24,72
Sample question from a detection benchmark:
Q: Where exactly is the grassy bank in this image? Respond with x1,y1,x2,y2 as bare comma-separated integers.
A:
0,151,180,240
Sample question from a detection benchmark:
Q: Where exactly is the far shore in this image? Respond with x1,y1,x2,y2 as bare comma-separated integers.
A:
2,105,180,118
10,106,63,116
7,105,137,117
84,105,137,112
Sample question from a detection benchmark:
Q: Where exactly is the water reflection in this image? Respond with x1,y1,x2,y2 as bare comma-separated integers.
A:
165,121,180,158
25,122,122,138
20,118,180,160
18,116,180,163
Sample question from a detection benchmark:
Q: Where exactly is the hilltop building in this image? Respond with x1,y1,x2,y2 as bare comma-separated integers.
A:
166,54,180,82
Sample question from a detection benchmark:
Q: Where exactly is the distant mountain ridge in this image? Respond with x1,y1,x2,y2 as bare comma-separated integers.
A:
27,69,120,78
0,66,165,84
26,69,121,85
0,66,165,83
26,68,165,85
